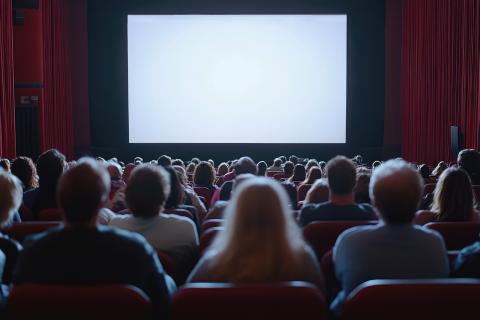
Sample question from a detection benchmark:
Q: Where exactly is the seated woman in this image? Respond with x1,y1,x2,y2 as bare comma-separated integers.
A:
193,161,218,192
11,156,38,192
430,167,479,222
187,177,325,291
303,179,329,206
299,167,322,188
287,164,306,184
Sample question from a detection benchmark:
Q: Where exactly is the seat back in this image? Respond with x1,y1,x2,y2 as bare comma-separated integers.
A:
199,227,224,254
272,173,285,181
201,219,223,233
266,171,281,177
297,184,312,201
171,282,325,320
4,222,62,243
413,210,436,225
7,284,153,320
156,250,176,279
342,279,480,320
303,221,377,260
37,208,62,221
424,222,480,250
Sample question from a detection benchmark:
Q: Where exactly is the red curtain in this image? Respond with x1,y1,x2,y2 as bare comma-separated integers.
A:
41,0,75,159
0,0,17,158
401,0,480,164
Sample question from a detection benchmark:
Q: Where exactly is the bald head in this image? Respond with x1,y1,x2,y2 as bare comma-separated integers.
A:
369,159,423,224
57,158,110,225
235,157,258,175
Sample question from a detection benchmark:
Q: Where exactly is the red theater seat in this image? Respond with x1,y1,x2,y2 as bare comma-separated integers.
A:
171,282,325,320
303,221,377,260
201,219,223,233
4,222,62,242
156,251,176,279
266,171,281,177
424,222,480,250
342,279,480,320
199,227,223,254
37,208,63,221
7,284,153,320
298,184,312,201
273,173,285,180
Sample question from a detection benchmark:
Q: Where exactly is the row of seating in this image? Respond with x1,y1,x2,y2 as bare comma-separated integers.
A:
6,279,480,320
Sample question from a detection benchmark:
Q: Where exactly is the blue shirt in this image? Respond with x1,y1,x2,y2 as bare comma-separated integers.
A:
299,201,377,227
332,222,449,313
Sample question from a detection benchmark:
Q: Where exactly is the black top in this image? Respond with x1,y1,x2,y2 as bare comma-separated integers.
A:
13,225,174,318
299,201,377,227
452,240,480,277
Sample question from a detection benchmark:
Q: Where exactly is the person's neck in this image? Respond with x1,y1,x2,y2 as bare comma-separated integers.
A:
63,216,98,229
330,193,355,206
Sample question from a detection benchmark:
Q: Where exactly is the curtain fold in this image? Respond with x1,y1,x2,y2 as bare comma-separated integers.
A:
0,0,17,158
401,0,480,164
41,0,75,159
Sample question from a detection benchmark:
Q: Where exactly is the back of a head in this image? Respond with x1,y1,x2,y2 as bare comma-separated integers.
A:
235,156,258,175
305,178,329,204
431,167,475,222
0,170,23,227
290,164,306,181
193,161,216,187
283,161,294,176
11,156,38,190
257,161,267,176
217,162,229,176
370,159,423,224
126,165,171,218
305,167,322,184
107,161,123,181
418,164,430,179
37,149,66,188
157,155,172,167
289,155,298,165
0,159,11,172
213,178,304,281
57,158,110,225
273,158,282,167
326,156,356,195
457,149,480,183
164,166,184,209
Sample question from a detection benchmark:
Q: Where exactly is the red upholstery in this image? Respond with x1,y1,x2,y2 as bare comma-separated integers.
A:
171,282,325,320
199,227,223,254
298,184,312,201
37,208,63,221
7,284,153,320
4,222,62,242
424,183,436,194
303,221,377,260
266,171,281,177
193,187,213,208
342,279,480,320
413,210,436,225
201,219,224,233
321,250,339,301
164,209,193,220
424,222,480,250
273,173,285,180
18,205,34,221
156,251,175,279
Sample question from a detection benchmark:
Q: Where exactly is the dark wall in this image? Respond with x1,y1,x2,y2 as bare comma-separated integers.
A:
88,0,385,163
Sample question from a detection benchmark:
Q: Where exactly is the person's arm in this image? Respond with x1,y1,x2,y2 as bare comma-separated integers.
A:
184,187,207,221
186,251,217,283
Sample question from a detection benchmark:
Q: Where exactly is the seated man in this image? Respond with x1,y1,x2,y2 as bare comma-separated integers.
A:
109,165,199,283
331,159,449,313
299,156,376,226
13,158,175,318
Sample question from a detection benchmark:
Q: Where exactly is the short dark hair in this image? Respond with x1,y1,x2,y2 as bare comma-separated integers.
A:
57,158,109,225
235,157,258,175
157,155,172,167
37,149,65,188
126,165,170,218
326,156,356,195
273,158,282,167
193,161,216,187
418,164,430,179
11,156,38,190
289,155,298,164
458,149,480,183
283,161,294,177
257,161,267,176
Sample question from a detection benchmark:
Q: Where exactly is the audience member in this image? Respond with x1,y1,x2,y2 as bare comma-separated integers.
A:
110,165,199,283
193,161,217,191
256,161,267,176
23,149,66,217
13,158,175,318
300,167,322,187
188,177,325,292
157,155,172,167
458,149,480,185
288,164,306,183
331,159,449,313
298,156,376,226
452,237,480,277
353,173,371,204
303,179,329,205
11,156,38,192
431,161,448,178
281,181,298,209
430,168,478,222
267,158,283,172
216,162,229,177
283,161,294,179
0,159,10,172
305,159,319,173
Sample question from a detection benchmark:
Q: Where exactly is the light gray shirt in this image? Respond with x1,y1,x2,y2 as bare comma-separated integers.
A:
332,222,449,312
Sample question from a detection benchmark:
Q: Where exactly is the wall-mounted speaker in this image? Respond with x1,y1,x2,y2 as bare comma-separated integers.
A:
451,126,462,159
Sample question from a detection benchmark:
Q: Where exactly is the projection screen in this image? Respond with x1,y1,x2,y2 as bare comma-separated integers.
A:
128,15,347,143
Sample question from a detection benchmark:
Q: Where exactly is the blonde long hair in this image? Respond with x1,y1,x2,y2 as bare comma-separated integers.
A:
210,177,306,283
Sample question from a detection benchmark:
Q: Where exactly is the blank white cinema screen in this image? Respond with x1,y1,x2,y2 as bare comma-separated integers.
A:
128,15,347,143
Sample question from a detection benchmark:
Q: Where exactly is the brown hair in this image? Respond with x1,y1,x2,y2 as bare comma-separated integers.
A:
431,168,476,222
193,161,216,187
11,156,39,190
326,156,356,195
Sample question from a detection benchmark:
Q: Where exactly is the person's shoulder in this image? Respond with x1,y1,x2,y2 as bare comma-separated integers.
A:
108,213,134,227
97,225,149,247
411,224,445,242
159,213,196,230
336,223,380,244
22,226,64,249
